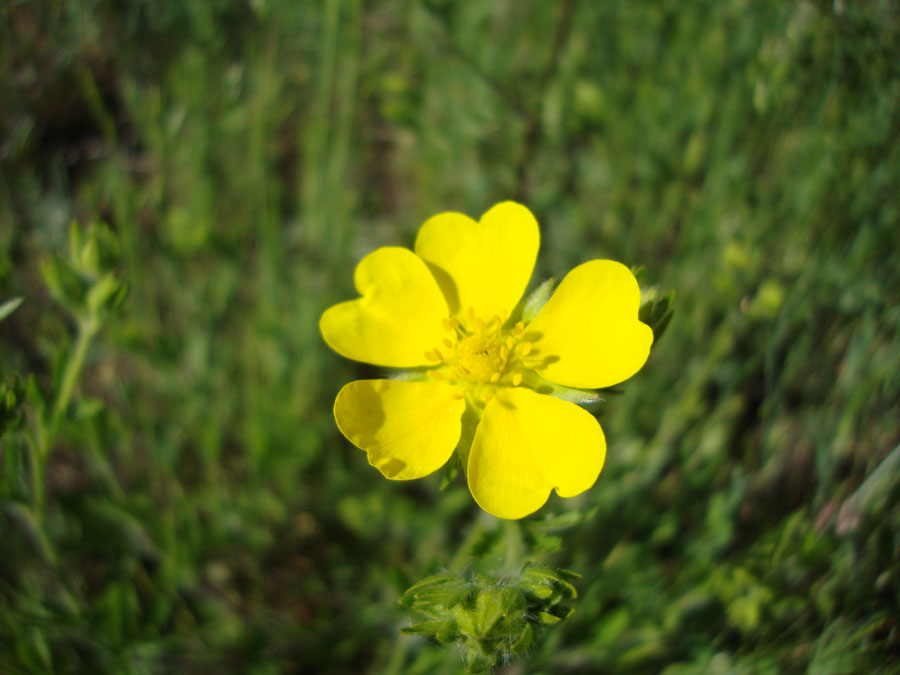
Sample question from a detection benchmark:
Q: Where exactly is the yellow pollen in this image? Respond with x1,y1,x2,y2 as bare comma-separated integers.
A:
429,311,533,389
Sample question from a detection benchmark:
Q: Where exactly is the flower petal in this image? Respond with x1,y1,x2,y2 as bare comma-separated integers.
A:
320,247,449,367
414,201,539,322
334,379,466,480
525,260,653,389
467,387,606,519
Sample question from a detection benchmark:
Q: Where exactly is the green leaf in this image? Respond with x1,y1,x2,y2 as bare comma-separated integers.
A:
400,620,454,636
0,378,25,435
40,255,88,310
399,574,472,610
527,507,598,532
473,587,525,638
0,296,23,322
2,501,57,564
538,611,561,625
511,622,533,654
87,272,123,312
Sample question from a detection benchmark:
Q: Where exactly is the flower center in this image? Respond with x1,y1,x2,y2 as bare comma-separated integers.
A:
456,333,506,384
424,310,533,399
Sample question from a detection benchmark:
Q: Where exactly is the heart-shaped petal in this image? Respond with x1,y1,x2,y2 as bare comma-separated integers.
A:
334,379,465,480
467,387,606,519
414,201,539,324
320,247,449,368
525,259,652,389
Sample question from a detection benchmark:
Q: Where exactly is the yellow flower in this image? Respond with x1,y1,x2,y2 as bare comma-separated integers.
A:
320,202,652,519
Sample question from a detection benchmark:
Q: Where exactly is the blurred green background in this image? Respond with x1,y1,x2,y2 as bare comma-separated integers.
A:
2,0,899,672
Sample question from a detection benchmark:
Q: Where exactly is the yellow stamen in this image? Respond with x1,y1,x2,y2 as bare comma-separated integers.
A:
512,373,523,386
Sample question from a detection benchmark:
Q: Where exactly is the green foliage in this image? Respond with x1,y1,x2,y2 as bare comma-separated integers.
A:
399,564,579,673
2,0,899,673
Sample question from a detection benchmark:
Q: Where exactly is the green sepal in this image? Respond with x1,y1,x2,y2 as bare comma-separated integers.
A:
523,371,606,407
639,288,675,342
518,277,556,324
439,455,461,490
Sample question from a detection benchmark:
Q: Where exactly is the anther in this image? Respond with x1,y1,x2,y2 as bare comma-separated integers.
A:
425,350,440,362
505,336,515,349
481,391,494,402
518,342,532,357
489,372,500,383
443,338,454,349
443,318,459,332
514,321,524,336
512,373,523,386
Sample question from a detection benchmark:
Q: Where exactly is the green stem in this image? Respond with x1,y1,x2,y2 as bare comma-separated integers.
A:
450,511,491,573
503,519,523,573
32,314,98,517
50,315,98,440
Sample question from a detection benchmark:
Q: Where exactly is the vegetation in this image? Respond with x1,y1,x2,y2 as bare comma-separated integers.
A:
2,0,899,672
